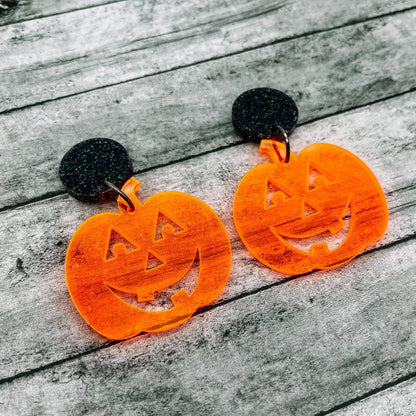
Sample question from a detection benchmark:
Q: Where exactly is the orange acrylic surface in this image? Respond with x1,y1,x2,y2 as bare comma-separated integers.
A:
233,140,388,275
65,177,231,340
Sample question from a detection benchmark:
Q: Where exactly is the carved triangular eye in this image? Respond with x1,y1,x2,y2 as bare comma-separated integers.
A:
265,178,292,208
154,210,185,241
106,228,138,260
308,164,332,190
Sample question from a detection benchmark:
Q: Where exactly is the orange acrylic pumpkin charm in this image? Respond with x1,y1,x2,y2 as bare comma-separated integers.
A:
60,139,231,340
233,140,388,275
66,177,231,339
232,88,388,275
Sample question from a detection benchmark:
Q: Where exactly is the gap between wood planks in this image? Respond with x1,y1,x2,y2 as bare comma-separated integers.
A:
0,4,414,414
0,86,414,215
316,368,416,415
1,4,415,116
1,5,415,209
0,0,414,34
1,95,415,412
323,376,416,416
2,241,415,414
1,231,415,407
1,82,415,389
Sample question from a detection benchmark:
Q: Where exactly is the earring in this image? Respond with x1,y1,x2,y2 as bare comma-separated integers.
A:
60,138,231,340
232,88,388,275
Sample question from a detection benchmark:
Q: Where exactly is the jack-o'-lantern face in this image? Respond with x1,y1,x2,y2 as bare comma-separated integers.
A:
66,177,231,339
233,140,388,275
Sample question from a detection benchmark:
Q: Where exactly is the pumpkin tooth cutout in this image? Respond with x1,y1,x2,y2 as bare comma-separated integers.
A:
65,177,231,339
233,140,388,275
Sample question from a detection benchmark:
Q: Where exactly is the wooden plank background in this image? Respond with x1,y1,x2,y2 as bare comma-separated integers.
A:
1,0,415,414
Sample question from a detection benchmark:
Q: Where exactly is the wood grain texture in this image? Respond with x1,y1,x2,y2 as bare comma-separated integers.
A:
1,8,416,210
0,0,122,26
0,91,415,382
0,1,415,112
1,2,416,414
1,237,415,415
331,378,416,416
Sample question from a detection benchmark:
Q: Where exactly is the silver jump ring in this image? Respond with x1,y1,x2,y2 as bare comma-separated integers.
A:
272,125,290,163
104,180,135,212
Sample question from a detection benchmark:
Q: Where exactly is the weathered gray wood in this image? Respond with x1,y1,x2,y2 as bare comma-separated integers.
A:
1,9,416,210
0,1,415,112
0,92,415,382
0,0,122,26
331,378,416,416
1,4,416,413
1,236,415,415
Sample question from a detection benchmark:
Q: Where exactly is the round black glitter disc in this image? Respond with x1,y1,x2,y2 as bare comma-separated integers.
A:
232,88,298,142
59,138,133,203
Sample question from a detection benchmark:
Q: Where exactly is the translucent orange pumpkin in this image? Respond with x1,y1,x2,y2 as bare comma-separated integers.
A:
66,177,231,339
233,140,388,275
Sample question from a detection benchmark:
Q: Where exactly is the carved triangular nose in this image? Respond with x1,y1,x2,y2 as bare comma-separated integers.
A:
145,250,165,271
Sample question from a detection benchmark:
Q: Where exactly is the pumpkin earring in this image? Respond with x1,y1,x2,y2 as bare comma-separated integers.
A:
232,88,388,275
60,138,231,340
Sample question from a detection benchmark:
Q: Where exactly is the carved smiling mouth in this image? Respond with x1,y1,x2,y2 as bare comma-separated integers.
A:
107,250,200,312
272,204,352,254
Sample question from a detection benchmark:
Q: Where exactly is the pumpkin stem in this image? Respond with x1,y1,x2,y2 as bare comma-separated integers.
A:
118,177,143,212
259,139,285,164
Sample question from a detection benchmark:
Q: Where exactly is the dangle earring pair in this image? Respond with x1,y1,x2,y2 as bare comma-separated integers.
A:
61,88,388,340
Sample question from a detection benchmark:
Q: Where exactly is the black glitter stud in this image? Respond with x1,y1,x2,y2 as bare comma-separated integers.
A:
59,138,133,203
232,88,298,142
